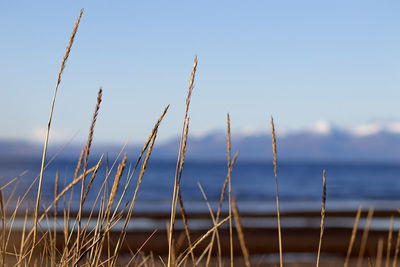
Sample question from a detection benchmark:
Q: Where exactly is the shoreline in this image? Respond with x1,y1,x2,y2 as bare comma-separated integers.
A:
5,207,397,257
5,219,393,257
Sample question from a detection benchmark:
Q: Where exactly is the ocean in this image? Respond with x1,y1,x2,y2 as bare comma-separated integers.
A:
1,157,400,214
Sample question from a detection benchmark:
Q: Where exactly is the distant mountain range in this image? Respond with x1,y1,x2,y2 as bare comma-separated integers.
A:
2,121,400,162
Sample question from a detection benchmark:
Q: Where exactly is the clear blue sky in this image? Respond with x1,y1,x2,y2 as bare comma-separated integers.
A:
1,1,400,144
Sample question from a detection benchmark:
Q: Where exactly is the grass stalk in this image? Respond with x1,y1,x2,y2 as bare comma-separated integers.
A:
175,117,196,265
386,216,394,267
110,105,169,223
316,170,326,267
167,56,197,267
271,116,283,267
196,183,222,266
392,226,400,267
227,114,234,267
344,205,362,267
177,216,230,267
232,197,251,267
108,139,157,266
357,206,374,267
110,106,169,266
30,9,83,264
53,171,59,265
0,190,6,266
106,154,127,215
177,191,196,266
205,151,238,267
76,87,102,258
19,208,29,265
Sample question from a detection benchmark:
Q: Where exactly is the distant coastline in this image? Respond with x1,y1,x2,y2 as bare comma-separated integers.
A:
4,124,400,161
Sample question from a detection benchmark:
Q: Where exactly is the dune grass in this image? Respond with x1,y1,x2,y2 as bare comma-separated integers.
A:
1,8,399,267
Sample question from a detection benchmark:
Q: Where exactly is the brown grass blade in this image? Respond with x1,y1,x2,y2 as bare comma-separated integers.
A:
82,87,102,177
344,205,362,267
90,154,127,266
386,216,394,267
316,170,326,267
205,151,238,267
125,230,158,267
19,165,97,258
19,208,29,264
53,171,59,265
40,165,98,223
177,216,230,267
30,9,84,264
175,117,195,265
227,113,234,267
177,191,196,266
81,154,104,206
106,154,127,214
271,116,283,267
76,87,102,257
110,105,169,222
88,106,168,266
357,206,374,267
168,56,197,267
393,225,400,267
0,190,6,266
73,147,86,182
232,197,251,267
195,182,222,267
178,117,190,184
111,130,159,266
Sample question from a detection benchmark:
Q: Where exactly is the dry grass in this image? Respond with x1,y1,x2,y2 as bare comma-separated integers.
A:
1,7,400,267
344,206,362,267
227,114,234,267
205,150,238,267
76,87,102,258
271,116,283,267
386,216,394,267
31,9,84,265
232,197,250,267
167,56,197,267
316,170,326,267
357,207,374,267
393,223,400,267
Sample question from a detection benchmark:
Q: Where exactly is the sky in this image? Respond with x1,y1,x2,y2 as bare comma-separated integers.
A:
1,1,400,145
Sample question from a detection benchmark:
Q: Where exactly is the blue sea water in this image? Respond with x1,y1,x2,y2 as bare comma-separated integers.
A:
1,157,400,213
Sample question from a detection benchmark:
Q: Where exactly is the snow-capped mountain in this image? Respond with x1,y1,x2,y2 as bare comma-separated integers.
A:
152,120,400,161
3,121,400,161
